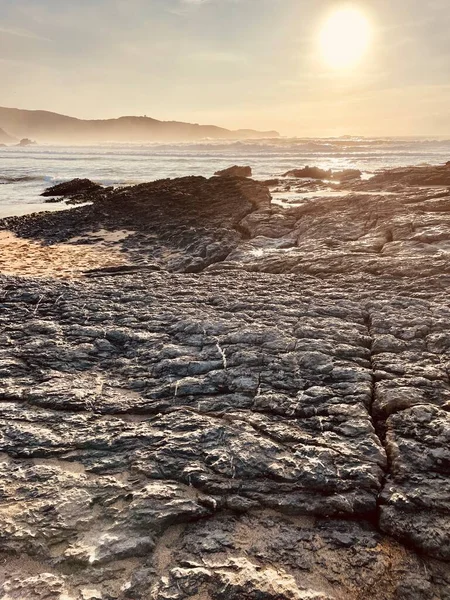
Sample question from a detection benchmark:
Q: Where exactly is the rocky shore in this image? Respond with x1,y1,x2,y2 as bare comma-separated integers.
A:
0,164,449,599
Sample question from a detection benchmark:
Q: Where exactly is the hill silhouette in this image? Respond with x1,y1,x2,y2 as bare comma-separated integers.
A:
0,107,279,143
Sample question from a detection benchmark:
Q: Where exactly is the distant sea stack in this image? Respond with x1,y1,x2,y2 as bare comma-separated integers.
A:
0,107,280,144
17,138,37,147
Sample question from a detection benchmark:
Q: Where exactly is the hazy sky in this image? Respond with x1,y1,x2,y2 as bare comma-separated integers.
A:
1,0,449,136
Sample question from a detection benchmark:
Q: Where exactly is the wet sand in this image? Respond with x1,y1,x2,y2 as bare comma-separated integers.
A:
0,202,72,219
0,230,131,278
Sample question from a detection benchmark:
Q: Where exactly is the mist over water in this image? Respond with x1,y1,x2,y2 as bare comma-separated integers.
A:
1,138,450,214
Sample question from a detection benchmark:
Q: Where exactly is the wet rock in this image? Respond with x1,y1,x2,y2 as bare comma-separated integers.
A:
282,167,361,182
259,178,280,187
334,168,362,181
214,165,252,177
283,166,332,179
41,178,104,198
206,187,450,277
368,163,450,187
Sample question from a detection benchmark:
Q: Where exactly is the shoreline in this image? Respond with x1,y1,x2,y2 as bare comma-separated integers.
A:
2,162,450,279
0,201,80,220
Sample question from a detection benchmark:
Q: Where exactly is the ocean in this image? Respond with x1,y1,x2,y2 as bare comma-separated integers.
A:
1,137,450,217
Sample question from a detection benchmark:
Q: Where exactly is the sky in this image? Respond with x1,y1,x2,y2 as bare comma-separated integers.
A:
1,0,449,136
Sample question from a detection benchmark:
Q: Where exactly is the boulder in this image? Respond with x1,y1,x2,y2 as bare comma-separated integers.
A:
283,166,332,179
333,168,362,181
214,165,252,178
41,178,103,197
259,178,280,187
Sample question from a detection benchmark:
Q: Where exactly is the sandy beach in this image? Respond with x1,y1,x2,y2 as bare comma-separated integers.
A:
0,229,131,278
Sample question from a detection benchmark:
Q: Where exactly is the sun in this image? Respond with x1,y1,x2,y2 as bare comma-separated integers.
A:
319,6,372,70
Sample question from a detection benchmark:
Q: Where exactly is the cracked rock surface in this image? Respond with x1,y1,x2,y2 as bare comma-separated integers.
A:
0,167,449,599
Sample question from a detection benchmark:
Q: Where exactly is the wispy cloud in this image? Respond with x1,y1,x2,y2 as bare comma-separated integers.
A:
0,26,51,42
187,50,247,63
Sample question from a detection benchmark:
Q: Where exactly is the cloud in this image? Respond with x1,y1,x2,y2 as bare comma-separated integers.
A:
0,26,51,42
172,0,238,11
187,50,247,63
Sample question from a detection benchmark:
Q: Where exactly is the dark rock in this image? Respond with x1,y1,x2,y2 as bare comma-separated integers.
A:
367,164,450,187
334,168,362,181
282,167,361,181
283,166,332,179
43,197,64,204
259,178,280,187
214,165,252,178
41,178,103,198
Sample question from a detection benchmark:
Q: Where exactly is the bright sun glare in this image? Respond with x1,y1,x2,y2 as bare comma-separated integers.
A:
319,6,372,70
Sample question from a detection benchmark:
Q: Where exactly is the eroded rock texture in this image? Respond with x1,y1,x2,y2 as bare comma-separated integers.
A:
0,168,449,598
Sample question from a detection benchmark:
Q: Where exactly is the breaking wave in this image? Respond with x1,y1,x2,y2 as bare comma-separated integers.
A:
0,175,48,184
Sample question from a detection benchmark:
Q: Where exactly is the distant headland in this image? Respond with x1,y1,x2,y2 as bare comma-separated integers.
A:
0,107,279,144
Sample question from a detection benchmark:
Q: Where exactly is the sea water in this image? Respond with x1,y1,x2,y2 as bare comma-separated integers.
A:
1,137,450,217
